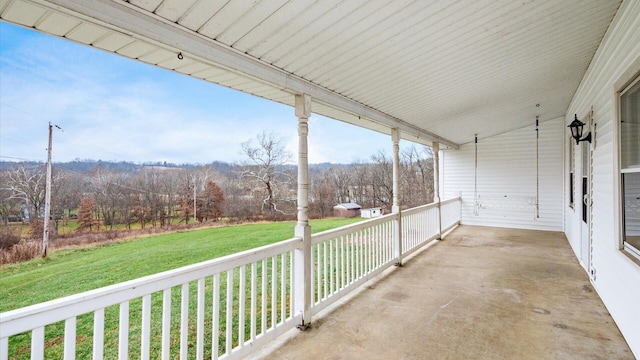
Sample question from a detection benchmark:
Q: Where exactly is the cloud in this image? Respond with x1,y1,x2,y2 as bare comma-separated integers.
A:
1,23,401,165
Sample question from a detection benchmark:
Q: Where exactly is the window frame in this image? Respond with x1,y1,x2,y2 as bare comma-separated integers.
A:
618,73,640,260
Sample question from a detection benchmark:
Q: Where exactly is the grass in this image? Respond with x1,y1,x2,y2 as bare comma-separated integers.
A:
1,217,363,359
1,217,362,311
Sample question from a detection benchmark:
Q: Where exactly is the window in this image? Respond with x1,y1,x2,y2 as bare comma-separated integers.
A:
620,75,640,258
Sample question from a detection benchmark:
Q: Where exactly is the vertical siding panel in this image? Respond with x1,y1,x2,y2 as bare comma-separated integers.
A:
443,118,563,231
564,1,640,357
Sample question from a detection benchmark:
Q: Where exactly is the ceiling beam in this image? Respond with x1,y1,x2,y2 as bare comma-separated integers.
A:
38,0,459,149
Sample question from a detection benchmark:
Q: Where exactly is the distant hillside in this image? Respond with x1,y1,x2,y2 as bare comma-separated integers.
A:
0,160,347,175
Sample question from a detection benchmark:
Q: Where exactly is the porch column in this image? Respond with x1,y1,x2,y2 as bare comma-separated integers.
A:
433,142,442,239
293,93,312,329
392,128,402,266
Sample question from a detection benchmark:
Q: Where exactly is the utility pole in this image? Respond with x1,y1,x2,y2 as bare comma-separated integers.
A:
43,122,62,257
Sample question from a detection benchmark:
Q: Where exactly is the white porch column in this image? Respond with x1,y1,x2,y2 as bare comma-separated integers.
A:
392,128,402,266
293,94,312,329
433,142,442,239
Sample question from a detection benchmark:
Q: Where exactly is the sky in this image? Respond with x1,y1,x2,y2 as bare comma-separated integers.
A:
0,22,401,165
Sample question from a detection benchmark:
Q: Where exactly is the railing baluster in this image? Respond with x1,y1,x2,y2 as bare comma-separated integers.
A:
212,274,220,360
251,262,257,341
315,244,320,302
31,326,44,360
197,278,205,360
289,251,294,319
340,236,345,290
329,239,335,295
0,337,7,360
64,317,76,360
161,288,171,359
239,266,246,347
92,308,104,360
141,295,151,360
280,253,286,322
226,270,233,355
271,256,277,329
0,336,7,360
261,259,267,335
118,301,129,360
323,241,328,300
180,283,189,360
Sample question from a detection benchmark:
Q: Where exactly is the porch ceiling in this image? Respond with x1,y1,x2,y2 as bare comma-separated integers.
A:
0,0,622,148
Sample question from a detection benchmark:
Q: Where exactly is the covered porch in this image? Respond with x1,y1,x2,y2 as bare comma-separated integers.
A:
1,0,639,358
256,226,633,359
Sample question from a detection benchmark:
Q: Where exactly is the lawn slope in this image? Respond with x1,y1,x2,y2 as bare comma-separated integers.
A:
0,217,362,312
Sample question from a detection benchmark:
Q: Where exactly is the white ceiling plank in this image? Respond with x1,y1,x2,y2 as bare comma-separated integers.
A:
2,0,47,26
154,0,198,22
262,0,372,66
127,0,161,13
36,10,80,35
233,0,325,55
65,21,109,44
176,0,227,32
138,47,174,64
92,31,134,52
116,39,157,59
216,0,288,46
198,1,258,40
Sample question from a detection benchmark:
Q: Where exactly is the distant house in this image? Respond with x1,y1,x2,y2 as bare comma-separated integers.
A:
333,203,361,218
361,207,382,218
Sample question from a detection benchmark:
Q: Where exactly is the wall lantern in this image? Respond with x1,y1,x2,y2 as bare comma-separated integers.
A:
567,114,591,144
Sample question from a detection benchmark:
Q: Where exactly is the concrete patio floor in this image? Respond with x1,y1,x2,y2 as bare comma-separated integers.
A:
253,225,634,360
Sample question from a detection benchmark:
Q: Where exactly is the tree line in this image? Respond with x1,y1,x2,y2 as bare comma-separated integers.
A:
0,132,435,234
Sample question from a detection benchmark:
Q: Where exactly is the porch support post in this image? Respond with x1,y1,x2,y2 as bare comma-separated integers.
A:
293,93,312,329
392,128,402,266
433,142,442,239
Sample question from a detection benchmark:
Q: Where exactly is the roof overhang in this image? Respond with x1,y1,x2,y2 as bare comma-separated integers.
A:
0,0,623,150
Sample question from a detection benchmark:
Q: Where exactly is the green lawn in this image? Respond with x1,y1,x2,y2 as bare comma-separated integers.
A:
0,217,362,311
1,217,363,359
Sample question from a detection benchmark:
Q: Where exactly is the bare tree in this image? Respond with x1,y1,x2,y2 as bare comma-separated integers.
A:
310,169,336,218
329,167,352,204
0,171,23,225
240,131,293,216
3,164,47,222
400,145,434,207
370,150,394,211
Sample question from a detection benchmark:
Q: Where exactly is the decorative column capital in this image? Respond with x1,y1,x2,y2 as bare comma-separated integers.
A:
295,94,311,119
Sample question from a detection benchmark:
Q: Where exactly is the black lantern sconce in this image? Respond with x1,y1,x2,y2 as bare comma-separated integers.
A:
567,114,591,144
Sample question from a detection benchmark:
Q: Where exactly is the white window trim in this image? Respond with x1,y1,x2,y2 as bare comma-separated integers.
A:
615,69,640,255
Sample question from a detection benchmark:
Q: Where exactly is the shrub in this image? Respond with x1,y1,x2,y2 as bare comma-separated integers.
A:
0,239,40,264
0,227,21,250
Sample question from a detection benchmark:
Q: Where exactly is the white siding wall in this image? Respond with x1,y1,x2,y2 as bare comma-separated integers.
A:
565,1,640,357
441,117,563,231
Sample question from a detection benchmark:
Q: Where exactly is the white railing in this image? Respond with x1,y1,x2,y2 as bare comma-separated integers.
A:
401,202,440,257
310,196,461,314
310,214,396,314
0,238,301,360
441,196,462,233
0,197,461,360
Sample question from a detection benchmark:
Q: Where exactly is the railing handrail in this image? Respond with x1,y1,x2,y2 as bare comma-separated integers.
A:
400,201,438,216
0,237,301,337
441,196,462,206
